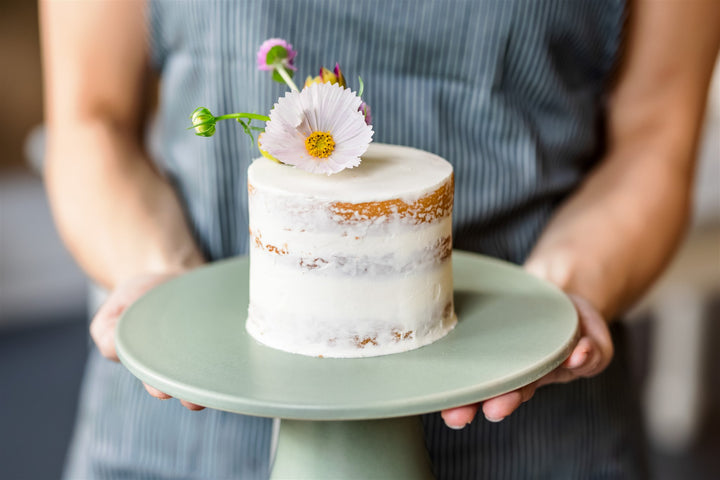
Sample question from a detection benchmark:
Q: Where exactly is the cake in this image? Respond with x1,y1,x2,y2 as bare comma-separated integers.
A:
246,143,456,358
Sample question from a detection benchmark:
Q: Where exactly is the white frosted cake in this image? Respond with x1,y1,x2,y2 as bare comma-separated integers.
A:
246,143,456,358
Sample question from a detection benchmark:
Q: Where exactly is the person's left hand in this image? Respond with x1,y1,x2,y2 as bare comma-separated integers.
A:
441,294,613,428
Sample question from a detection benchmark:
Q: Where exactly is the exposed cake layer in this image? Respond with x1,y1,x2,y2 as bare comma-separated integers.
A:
248,177,453,231
249,217,453,273
246,143,456,358
247,253,455,357
329,177,453,225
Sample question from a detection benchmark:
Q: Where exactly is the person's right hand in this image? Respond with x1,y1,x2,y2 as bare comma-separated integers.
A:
90,272,206,411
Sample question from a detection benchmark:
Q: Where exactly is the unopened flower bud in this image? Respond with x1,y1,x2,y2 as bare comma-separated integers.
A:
359,101,372,126
305,75,322,88
330,63,346,87
305,63,347,89
191,107,216,137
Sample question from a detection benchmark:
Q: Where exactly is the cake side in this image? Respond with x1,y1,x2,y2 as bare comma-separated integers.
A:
246,143,456,358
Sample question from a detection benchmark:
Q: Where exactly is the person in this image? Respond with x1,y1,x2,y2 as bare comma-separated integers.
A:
41,0,720,478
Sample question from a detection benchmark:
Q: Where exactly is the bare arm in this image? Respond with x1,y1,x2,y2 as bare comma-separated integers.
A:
41,0,205,408
444,0,720,426
525,0,720,319
40,0,204,290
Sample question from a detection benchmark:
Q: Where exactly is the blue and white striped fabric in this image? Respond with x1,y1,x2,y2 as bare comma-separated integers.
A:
64,1,648,478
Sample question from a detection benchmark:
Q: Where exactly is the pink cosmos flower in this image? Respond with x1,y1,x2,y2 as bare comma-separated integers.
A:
257,38,297,71
259,82,374,175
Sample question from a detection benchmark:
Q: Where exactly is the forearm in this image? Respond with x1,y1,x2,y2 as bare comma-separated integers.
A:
525,142,693,319
46,121,204,289
40,0,204,289
526,0,720,320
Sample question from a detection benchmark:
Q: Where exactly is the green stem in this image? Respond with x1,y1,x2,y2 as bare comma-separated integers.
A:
215,113,271,122
274,64,300,92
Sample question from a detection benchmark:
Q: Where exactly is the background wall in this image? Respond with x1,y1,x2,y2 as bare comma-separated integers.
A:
0,1,43,171
0,2,90,479
0,1,718,479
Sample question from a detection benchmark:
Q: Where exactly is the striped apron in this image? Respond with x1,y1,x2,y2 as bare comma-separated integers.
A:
64,1,648,478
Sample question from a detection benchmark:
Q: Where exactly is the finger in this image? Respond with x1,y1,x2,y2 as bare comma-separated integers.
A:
90,318,119,362
537,367,577,386
543,336,601,387
90,302,127,362
482,382,537,422
441,404,479,429
180,399,205,411
143,383,172,400
569,294,613,362
562,337,593,369
90,274,179,363
568,338,605,378
570,295,614,376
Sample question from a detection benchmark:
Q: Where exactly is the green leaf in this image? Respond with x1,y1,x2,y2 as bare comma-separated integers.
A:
237,119,256,145
265,45,288,65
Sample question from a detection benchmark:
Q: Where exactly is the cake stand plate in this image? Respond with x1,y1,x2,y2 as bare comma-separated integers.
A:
116,250,578,479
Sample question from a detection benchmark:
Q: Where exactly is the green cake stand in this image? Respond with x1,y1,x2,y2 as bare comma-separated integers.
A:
116,250,578,479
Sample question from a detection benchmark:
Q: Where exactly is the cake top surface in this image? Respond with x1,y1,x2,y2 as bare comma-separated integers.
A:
248,143,453,203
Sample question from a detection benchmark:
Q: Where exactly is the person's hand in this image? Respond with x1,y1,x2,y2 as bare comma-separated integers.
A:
90,272,206,411
441,293,613,428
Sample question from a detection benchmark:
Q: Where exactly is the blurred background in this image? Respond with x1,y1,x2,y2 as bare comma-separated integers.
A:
0,1,718,479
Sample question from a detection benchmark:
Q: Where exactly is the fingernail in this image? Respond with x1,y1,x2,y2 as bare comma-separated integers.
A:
485,414,504,423
446,420,472,430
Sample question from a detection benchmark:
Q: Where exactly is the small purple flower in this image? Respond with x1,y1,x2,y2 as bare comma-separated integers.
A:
359,101,372,126
257,38,297,71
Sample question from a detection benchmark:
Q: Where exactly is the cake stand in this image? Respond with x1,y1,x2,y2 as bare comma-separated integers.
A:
115,251,578,479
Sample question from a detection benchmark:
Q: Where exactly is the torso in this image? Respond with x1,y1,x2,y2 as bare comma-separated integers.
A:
149,0,625,264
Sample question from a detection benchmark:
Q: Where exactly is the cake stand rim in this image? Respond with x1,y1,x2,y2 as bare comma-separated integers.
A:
116,250,579,420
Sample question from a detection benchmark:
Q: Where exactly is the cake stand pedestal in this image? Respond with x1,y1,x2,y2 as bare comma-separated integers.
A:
116,251,578,479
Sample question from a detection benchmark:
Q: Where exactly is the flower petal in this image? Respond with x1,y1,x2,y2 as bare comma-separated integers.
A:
261,82,373,175
256,38,297,71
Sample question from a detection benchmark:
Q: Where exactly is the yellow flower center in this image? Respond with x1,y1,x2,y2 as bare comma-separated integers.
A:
305,131,335,158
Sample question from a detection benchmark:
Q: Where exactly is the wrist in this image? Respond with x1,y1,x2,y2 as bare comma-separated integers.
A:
524,250,617,320
110,244,206,288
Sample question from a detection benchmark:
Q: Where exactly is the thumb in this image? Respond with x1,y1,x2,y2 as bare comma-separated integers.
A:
90,298,126,362
90,273,178,362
